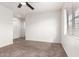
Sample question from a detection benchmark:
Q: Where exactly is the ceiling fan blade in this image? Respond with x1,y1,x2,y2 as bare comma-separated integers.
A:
17,3,22,8
26,2,34,10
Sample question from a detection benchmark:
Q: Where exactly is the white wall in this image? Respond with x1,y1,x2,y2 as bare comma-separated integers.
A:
0,5,13,47
62,35,79,57
61,8,79,57
25,10,61,43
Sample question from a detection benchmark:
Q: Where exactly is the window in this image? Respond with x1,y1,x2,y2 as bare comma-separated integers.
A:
67,7,79,37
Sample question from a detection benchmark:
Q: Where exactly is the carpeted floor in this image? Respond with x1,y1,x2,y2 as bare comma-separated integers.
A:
0,38,67,57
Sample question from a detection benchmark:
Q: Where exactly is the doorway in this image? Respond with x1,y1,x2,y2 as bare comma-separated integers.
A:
13,17,25,43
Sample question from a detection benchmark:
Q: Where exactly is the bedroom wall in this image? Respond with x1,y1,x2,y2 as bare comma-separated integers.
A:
25,10,61,43
0,5,13,47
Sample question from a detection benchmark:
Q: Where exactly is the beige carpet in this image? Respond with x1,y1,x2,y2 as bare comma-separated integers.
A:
0,38,67,57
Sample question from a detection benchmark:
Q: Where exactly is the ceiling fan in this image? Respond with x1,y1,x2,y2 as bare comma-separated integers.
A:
17,2,34,10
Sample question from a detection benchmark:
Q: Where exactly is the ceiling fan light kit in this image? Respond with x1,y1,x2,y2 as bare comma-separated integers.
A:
21,2,26,5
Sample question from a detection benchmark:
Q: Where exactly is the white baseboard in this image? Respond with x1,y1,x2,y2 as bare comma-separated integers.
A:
0,40,13,48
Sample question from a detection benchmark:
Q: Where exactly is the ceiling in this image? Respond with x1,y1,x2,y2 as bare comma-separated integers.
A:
0,2,79,19
0,2,63,19
0,2,63,11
